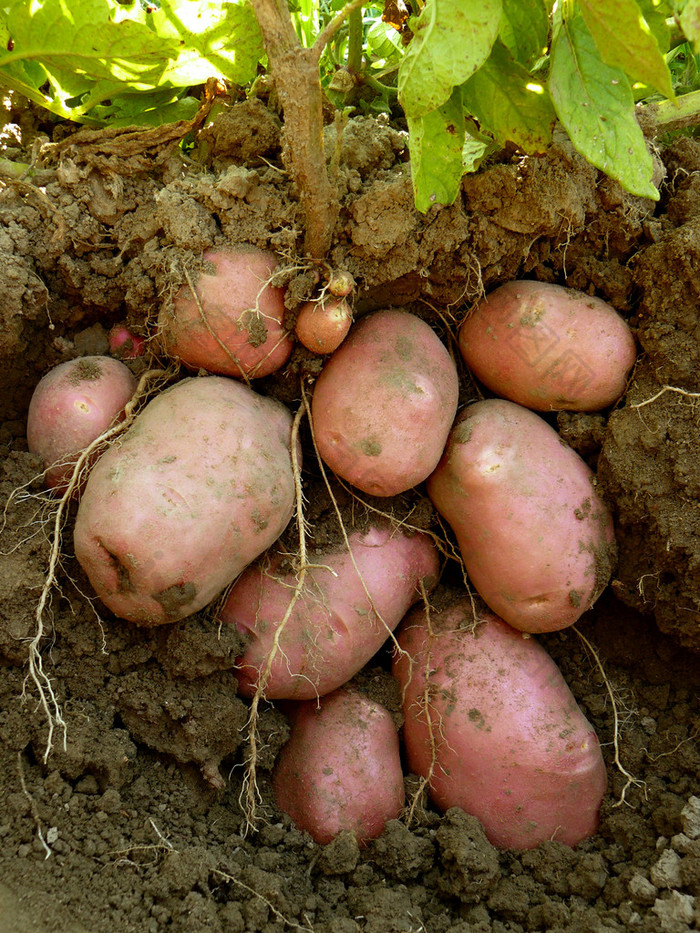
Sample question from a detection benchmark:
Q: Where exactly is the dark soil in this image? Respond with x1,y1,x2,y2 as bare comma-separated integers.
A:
1,95,699,933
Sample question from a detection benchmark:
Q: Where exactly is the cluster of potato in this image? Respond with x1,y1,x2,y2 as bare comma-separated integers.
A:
26,247,637,851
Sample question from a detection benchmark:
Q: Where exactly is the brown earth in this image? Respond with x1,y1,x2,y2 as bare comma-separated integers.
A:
0,95,699,933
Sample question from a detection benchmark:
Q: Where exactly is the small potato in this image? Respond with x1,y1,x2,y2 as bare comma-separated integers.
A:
295,297,353,355
26,356,137,492
221,524,439,699
458,280,637,411
312,310,459,496
159,247,293,379
108,324,146,360
393,598,607,850
74,376,297,626
427,399,616,633
273,688,405,845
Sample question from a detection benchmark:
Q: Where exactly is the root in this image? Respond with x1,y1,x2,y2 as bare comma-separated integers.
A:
180,265,252,386
17,751,52,859
212,868,315,932
630,384,700,410
20,368,170,762
403,579,438,826
240,398,309,834
300,381,410,667
573,627,646,807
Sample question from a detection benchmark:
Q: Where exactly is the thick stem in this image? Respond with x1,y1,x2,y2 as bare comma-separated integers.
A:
346,7,364,75
650,89,700,133
250,0,338,260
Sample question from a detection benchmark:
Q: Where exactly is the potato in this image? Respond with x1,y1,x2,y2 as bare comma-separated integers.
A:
221,524,439,699
311,310,459,496
458,280,636,411
295,297,352,355
427,399,616,633
393,598,607,850
74,376,297,626
159,247,293,379
273,688,405,844
26,356,137,492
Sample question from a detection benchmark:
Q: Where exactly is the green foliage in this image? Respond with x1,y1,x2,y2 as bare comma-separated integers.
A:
3,0,700,214
0,0,263,124
549,11,657,199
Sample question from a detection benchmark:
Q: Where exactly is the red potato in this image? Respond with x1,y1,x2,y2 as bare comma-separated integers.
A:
26,356,137,492
458,280,637,411
393,599,607,850
273,688,405,845
427,399,616,633
108,324,146,360
295,297,353,355
311,310,459,496
158,247,293,379
221,524,439,699
73,376,298,626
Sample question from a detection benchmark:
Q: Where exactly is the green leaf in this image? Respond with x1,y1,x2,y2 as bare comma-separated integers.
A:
636,0,672,54
549,12,658,200
462,40,555,152
578,0,674,98
0,0,262,123
408,87,466,212
462,130,491,172
499,0,549,68
398,0,502,118
148,0,263,87
680,0,700,50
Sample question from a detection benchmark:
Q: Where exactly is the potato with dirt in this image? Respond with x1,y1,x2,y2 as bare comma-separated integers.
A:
393,597,607,850
221,523,440,699
159,247,293,379
458,280,637,411
311,310,459,496
427,399,616,633
26,355,137,492
273,688,405,845
73,376,298,626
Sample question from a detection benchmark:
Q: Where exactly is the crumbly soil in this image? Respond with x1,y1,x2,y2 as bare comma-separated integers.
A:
1,96,699,933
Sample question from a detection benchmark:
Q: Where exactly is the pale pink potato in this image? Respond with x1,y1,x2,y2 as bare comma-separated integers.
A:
73,376,297,626
458,280,637,411
273,689,405,845
159,247,293,379
26,356,137,491
393,599,607,850
221,524,439,699
427,399,616,633
311,310,459,496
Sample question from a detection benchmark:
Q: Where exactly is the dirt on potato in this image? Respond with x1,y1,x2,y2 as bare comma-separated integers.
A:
0,93,699,933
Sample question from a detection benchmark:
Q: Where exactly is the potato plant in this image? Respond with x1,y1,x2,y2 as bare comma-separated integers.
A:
11,0,690,852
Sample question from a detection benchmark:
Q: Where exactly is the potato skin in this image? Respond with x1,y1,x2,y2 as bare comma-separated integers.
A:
26,356,137,491
273,689,405,845
221,524,439,699
74,376,297,626
458,280,636,411
393,600,607,850
427,399,616,633
312,310,459,496
159,248,293,379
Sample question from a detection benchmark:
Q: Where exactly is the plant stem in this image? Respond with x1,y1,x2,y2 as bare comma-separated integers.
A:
346,6,364,75
250,0,365,260
250,0,337,260
651,89,700,132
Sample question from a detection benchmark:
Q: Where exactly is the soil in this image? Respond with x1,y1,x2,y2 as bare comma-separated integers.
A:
1,93,699,933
